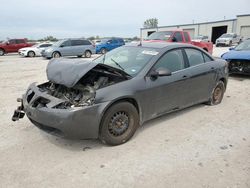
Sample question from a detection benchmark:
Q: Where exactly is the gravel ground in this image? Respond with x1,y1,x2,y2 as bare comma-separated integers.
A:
0,48,249,188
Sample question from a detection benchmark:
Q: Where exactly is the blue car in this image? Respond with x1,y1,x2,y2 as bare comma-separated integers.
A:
221,39,250,75
96,38,125,54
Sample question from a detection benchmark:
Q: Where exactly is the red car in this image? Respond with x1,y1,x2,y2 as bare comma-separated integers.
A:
145,30,213,54
0,39,34,56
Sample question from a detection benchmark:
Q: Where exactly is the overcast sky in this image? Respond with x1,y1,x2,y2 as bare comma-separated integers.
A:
0,0,249,40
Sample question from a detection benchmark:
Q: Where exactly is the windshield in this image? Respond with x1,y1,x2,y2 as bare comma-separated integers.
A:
235,40,250,51
147,31,173,41
220,34,233,38
93,46,159,76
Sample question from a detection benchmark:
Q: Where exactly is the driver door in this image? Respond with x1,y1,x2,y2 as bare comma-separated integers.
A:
140,49,190,120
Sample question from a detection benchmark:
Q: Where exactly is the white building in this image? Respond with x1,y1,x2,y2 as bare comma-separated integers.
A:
141,14,250,43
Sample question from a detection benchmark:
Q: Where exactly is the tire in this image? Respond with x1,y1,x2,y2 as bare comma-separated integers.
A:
77,55,82,58
0,49,5,56
207,81,225,105
84,50,92,58
99,102,139,146
229,41,232,47
52,51,61,58
100,48,107,54
27,51,35,57
216,44,219,47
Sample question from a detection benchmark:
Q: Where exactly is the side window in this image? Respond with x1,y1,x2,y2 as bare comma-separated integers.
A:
154,50,185,72
82,40,91,45
16,39,24,44
9,40,16,44
183,32,189,42
61,40,71,47
203,53,213,62
173,32,183,42
40,44,51,48
71,40,84,46
185,48,205,67
113,40,118,44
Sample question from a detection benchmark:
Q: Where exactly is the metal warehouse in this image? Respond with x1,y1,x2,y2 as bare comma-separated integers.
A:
141,14,250,43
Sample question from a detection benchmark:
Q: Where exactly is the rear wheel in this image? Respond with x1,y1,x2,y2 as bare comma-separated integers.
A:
99,102,139,145
52,52,61,58
207,81,225,105
27,51,35,57
229,41,232,46
84,50,92,58
0,49,5,56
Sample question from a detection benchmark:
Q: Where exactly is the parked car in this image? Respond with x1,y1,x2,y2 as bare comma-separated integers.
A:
192,35,210,42
12,42,228,145
146,31,213,54
0,38,34,56
95,38,125,54
216,33,242,47
221,39,250,75
41,38,95,59
18,42,53,57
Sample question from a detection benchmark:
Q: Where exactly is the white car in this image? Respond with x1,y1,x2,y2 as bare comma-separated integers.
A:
18,42,53,57
216,33,242,47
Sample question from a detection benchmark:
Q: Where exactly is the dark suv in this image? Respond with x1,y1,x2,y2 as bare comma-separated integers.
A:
95,38,125,54
41,38,96,59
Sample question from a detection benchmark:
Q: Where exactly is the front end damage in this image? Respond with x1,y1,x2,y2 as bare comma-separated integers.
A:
12,59,130,138
228,59,250,75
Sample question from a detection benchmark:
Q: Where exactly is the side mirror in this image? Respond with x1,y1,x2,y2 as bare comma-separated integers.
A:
150,67,172,79
6,42,10,45
60,45,64,48
229,47,235,51
172,37,177,42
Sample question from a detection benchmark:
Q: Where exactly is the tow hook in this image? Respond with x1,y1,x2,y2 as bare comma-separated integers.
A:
12,98,25,121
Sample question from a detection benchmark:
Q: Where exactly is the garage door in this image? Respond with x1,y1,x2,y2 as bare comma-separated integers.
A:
240,26,250,39
183,29,195,39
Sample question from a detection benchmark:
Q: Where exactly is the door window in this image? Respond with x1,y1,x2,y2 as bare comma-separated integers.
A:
61,40,71,47
154,49,185,72
185,48,205,67
173,32,183,42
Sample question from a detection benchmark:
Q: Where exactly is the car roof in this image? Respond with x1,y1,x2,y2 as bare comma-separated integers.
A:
126,41,195,49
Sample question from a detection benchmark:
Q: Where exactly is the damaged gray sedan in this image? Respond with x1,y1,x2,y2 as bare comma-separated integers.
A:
12,42,228,145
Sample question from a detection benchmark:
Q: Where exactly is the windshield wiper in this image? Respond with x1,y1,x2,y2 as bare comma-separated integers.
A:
111,58,124,71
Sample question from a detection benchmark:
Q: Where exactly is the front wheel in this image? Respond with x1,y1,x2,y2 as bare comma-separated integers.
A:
100,48,107,54
52,52,61,58
99,102,139,145
207,81,225,105
28,51,35,57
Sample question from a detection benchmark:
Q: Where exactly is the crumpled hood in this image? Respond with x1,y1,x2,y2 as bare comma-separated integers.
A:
221,50,250,60
46,58,97,88
46,58,131,88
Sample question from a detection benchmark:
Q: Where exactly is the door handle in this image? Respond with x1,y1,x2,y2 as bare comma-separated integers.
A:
182,75,188,78
211,67,215,70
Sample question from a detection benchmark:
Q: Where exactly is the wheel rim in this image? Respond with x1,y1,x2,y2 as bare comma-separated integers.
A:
85,51,91,58
53,52,60,58
213,87,222,103
28,51,35,57
108,111,129,137
101,49,106,54
0,50,4,55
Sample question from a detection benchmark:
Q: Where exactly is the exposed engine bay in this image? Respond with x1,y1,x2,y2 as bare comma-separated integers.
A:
38,66,129,108
229,59,250,74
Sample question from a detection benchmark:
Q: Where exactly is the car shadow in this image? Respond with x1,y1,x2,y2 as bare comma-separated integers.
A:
135,104,204,136
42,103,205,151
230,74,250,81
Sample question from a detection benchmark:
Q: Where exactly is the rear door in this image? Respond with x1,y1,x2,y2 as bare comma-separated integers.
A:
183,48,217,105
7,39,18,52
71,39,84,55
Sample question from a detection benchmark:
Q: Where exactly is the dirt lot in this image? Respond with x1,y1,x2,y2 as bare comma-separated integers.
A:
0,48,250,188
